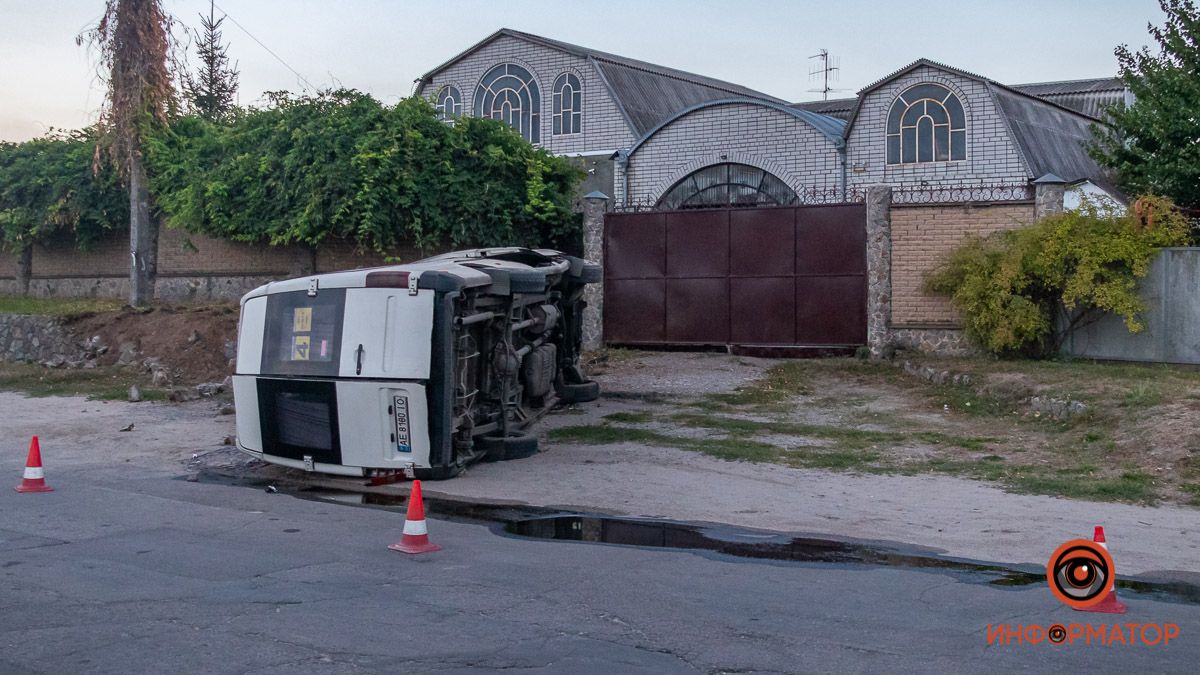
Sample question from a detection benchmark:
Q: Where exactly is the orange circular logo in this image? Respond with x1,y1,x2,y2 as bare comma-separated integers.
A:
1046,539,1115,609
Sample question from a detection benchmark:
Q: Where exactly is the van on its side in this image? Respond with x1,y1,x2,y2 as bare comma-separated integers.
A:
232,248,601,480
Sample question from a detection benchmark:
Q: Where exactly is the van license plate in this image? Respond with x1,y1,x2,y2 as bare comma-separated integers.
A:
393,395,411,453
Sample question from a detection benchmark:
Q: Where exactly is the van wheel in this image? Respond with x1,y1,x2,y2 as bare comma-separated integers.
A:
557,379,600,404
477,431,539,462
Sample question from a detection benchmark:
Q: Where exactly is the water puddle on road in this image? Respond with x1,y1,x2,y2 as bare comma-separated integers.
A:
191,470,1200,605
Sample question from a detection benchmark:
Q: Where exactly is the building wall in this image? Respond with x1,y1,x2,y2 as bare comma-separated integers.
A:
621,102,843,205
419,34,636,156
889,202,1035,326
845,65,1031,189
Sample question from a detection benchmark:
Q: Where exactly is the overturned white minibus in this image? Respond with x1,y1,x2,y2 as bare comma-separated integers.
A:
232,248,601,480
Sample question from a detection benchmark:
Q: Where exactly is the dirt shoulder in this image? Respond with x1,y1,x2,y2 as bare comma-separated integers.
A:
432,350,1200,578
0,300,238,401
9,343,1200,577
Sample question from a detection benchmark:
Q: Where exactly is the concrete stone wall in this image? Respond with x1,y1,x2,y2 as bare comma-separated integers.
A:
890,202,1035,326
419,34,636,155
0,314,84,364
1064,248,1200,365
619,102,843,206
845,65,1031,190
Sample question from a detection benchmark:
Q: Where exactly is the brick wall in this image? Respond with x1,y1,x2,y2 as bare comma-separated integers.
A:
157,228,308,276
0,249,15,278
622,101,843,205
890,202,1035,326
315,239,438,271
846,65,1031,190
420,34,636,155
4,227,446,302
32,233,127,277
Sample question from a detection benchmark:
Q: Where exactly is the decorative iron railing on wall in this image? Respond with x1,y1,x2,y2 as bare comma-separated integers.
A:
611,186,867,213
889,183,1034,205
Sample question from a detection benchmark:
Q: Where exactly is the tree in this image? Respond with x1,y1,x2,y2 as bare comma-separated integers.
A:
0,130,127,294
79,0,176,306
183,1,238,122
926,196,1191,357
1090,0,1200,213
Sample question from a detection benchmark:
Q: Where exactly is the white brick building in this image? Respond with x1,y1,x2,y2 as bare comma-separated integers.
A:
417,29,1124,208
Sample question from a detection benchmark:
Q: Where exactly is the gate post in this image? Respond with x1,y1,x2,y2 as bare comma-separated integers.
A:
1033,174,1067,220
581,191,609,351
865,185,894,358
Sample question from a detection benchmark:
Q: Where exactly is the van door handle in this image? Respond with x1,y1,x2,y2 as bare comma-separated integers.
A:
355,344,364,375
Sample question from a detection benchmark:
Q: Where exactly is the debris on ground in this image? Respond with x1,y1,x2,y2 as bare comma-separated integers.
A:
118,423,135,432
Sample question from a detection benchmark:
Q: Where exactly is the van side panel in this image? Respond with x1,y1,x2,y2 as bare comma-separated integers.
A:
338,289,434,379
236,296,267,375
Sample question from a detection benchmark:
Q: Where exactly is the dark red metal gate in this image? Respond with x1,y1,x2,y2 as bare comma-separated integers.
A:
603,204,867,347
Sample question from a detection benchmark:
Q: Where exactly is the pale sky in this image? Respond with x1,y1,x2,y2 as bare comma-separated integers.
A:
0,0,1167,141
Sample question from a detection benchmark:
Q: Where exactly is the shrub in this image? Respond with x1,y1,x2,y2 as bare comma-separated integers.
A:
145,90,583,254
926,195,1191,356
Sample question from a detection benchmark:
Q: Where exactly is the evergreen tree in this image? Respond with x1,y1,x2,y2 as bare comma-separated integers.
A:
184,1,239,122
1090,0,1200,212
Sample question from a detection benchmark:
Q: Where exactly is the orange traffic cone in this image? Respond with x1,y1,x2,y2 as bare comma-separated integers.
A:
14,436,53,493
388,480,441,554
1074,525,1127,614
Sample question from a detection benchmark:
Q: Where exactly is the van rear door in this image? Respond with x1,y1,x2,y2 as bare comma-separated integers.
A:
338,288,435,380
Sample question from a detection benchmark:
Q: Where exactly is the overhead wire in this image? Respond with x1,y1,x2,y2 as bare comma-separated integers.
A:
210,1,319,92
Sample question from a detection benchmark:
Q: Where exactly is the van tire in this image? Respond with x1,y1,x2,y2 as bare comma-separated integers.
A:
557,379,600,404
477,431,539,462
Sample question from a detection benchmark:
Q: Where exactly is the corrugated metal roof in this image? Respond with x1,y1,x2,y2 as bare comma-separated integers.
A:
989,85,1112,189
1011,78,1128,119
419,28,783,136
1012,77,1126,95
594,61,783,136
789,97,857,120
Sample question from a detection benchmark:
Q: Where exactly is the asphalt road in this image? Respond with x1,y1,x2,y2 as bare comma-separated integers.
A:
2,460,1198,674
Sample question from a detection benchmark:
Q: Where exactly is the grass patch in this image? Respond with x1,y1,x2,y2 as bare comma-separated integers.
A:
0,362,166,401
603,411,653,424
669,413,993,452
784,449,881,470
929,383,1026,418
0,295,125,317
549,423,779,463
707,361,813,407
1121,381,1165,409
1009,471,1156,504
905,458,1157,504
1181,484,1200,507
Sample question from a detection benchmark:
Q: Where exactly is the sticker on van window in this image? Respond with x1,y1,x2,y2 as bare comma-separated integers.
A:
291,335,311,361
293,307,313,333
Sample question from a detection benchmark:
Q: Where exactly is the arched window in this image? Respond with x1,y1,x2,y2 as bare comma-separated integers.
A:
434,85,462,120
552,72,582,135
474,63,541,143
658,163,798,210
886,83,966,164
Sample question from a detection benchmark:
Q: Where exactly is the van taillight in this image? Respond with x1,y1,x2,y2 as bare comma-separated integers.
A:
365,271,410,288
